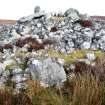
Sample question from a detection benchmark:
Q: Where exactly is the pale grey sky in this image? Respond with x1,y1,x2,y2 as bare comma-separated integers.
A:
0,0,105,19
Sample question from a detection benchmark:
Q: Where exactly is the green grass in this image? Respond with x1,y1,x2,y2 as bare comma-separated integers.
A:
48,50,105,64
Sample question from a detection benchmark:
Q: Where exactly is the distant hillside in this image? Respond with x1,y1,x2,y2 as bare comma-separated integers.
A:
91,16,105,20
0,19,16,25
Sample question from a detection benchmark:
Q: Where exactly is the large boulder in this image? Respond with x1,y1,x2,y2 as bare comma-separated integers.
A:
27,57,67,87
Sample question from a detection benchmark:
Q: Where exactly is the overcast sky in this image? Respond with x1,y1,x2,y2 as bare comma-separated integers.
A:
0,0,105,20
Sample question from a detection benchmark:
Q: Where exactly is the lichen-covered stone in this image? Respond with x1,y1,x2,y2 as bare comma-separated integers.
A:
28,58,66,87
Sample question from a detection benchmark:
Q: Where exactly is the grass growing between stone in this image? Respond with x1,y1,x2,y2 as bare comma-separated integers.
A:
69,74,105,105
0,74,105,105
1,54,105,105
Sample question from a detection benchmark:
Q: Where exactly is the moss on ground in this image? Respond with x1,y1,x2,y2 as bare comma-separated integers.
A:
48,50,105,64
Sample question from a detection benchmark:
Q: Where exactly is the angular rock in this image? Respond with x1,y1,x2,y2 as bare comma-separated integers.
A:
81,41,91,49
82,28,94,38
73,23,82,31
64,8,80,21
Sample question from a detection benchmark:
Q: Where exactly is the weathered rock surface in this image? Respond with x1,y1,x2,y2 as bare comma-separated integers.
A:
28,58,66,87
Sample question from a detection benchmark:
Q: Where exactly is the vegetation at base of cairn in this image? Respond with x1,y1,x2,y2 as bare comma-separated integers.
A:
0,74,105,105
0,51,105,105
48,49,104,64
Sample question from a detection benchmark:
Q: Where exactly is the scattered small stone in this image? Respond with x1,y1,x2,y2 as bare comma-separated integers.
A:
81,41,91,49
86,53,96,61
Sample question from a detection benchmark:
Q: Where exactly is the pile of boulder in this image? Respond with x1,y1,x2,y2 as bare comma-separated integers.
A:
0,6,105,91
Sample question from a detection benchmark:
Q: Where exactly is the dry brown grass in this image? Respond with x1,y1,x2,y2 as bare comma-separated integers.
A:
0,74,105,105
26,80,63,105
74,56,105,81
0,57,105,105
69,74,105,105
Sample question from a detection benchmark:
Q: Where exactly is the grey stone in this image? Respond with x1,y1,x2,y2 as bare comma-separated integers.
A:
34,6,41,13
86,53,96,61
66,64,75,74
68,40,75,47
80,14,90,20
93,22,102,30
60,48,67,53
0,63,5,75
82,28,94,38
21,25,32,35
75,37,84,46
69,64,75,70
64,8,80,21
97,35,105,50
74,23,82,31
66,48,74,54
91,43,99,50
81,41,91,49
12,68,28,89
37,23,42,28
19,15,35,23
28,58,66,87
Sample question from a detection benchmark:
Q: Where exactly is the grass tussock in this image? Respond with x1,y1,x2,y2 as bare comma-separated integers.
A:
0,74,105,105
26,80,64,105
69,74,105,105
